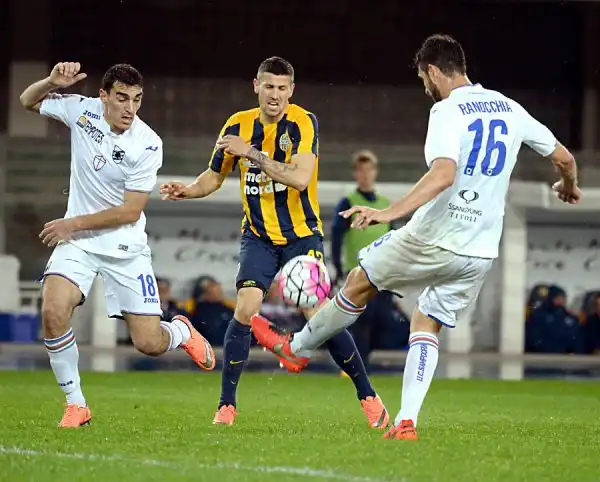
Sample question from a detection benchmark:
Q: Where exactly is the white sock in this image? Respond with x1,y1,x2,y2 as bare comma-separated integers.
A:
395,331,439,427
160,319,191,351
290,291,365,356
44,328,86,407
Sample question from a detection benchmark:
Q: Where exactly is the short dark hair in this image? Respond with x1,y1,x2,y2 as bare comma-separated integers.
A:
414,34,466,76
352,150,378,168
257,56,294,81
101,63,144,92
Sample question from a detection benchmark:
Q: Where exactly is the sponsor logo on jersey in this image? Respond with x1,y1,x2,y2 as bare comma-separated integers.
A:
145,145,158,152
77,116,104,144
93,155,106,171
118,244,129,252
144,297,159,304
83,110,100,120
458,190,480,204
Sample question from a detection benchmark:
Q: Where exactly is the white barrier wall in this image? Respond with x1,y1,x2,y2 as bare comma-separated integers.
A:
88,177,600,354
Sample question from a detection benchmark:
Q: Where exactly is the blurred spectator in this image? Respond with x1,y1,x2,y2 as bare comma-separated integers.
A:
331,149,408,369
526,284,549,319
583,294,600,354
189,275,234,346
157,277,190,321
525,285,586,354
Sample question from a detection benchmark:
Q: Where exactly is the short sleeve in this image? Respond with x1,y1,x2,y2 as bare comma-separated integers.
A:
125,142,163,193
291,113,318,156
209,116,240,175
39,94,86,127
424,103,461,167
517,104,557,157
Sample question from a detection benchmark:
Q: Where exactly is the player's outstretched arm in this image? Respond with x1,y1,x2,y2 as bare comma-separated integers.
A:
341,159,456,230
383,158,457,220
160,169,226,200
19,62,87,113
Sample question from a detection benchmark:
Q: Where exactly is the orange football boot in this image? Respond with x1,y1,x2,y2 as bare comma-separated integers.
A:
361,395,390,430
58,404,91,428
176,315,216,371
384,419,418,441
213,405,237,425
250,314,309,373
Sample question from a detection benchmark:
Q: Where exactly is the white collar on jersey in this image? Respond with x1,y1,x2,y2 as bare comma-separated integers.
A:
448,83,483,97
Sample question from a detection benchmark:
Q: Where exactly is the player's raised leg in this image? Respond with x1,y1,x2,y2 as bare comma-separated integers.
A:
102,255,215,370
213,232,279,425
123,312,215,369
253,267,376,367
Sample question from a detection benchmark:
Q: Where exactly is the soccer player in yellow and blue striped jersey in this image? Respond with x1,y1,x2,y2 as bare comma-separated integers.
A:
160,57,388,428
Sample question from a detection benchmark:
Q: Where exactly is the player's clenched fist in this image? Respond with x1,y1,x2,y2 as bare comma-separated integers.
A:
160,181,192,201
49,62,87,88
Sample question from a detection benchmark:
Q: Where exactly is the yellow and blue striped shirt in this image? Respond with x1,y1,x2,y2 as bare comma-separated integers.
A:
209,104,322,246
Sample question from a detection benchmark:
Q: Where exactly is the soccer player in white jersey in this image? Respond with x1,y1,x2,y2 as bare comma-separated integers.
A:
19,62,216,428
251,34,581,440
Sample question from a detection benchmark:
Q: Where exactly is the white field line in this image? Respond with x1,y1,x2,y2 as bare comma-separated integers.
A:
0,445,403,482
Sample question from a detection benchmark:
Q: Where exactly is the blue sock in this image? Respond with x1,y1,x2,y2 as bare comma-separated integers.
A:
219,318,251,408
326,329,376,400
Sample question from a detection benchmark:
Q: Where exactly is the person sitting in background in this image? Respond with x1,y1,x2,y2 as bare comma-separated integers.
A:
525,285,585,354
583,293,600,354
157,277,190,321
189,276,234,346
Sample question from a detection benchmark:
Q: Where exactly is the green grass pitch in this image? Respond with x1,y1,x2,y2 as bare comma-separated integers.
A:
0,371,599,482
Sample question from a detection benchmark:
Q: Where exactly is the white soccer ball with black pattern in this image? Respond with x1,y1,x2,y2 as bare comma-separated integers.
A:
278,255,331,309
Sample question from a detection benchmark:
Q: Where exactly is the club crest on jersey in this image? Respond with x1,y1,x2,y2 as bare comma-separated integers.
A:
279,131,292,151
93,155,107,171
76,115,104,144
112,146,125,163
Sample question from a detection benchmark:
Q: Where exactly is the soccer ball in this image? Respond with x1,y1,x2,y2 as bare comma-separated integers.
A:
278,255,331,309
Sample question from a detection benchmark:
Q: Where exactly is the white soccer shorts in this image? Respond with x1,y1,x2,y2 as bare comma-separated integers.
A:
358,227,493,328
42,242,162,318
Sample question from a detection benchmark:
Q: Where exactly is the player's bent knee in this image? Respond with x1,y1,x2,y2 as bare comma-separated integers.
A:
40,277,81,338
234,287,264,324
40,301,72,338
411,309,443,334
341,267,377,307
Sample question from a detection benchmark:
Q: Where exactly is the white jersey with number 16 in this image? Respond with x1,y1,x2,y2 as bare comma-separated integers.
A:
405,83,557,259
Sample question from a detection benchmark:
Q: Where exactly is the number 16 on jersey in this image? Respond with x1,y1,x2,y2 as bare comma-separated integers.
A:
464,118,508,177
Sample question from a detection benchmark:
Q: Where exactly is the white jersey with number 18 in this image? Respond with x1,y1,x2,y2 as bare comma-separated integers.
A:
40,94,162,259
405,83,557,259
